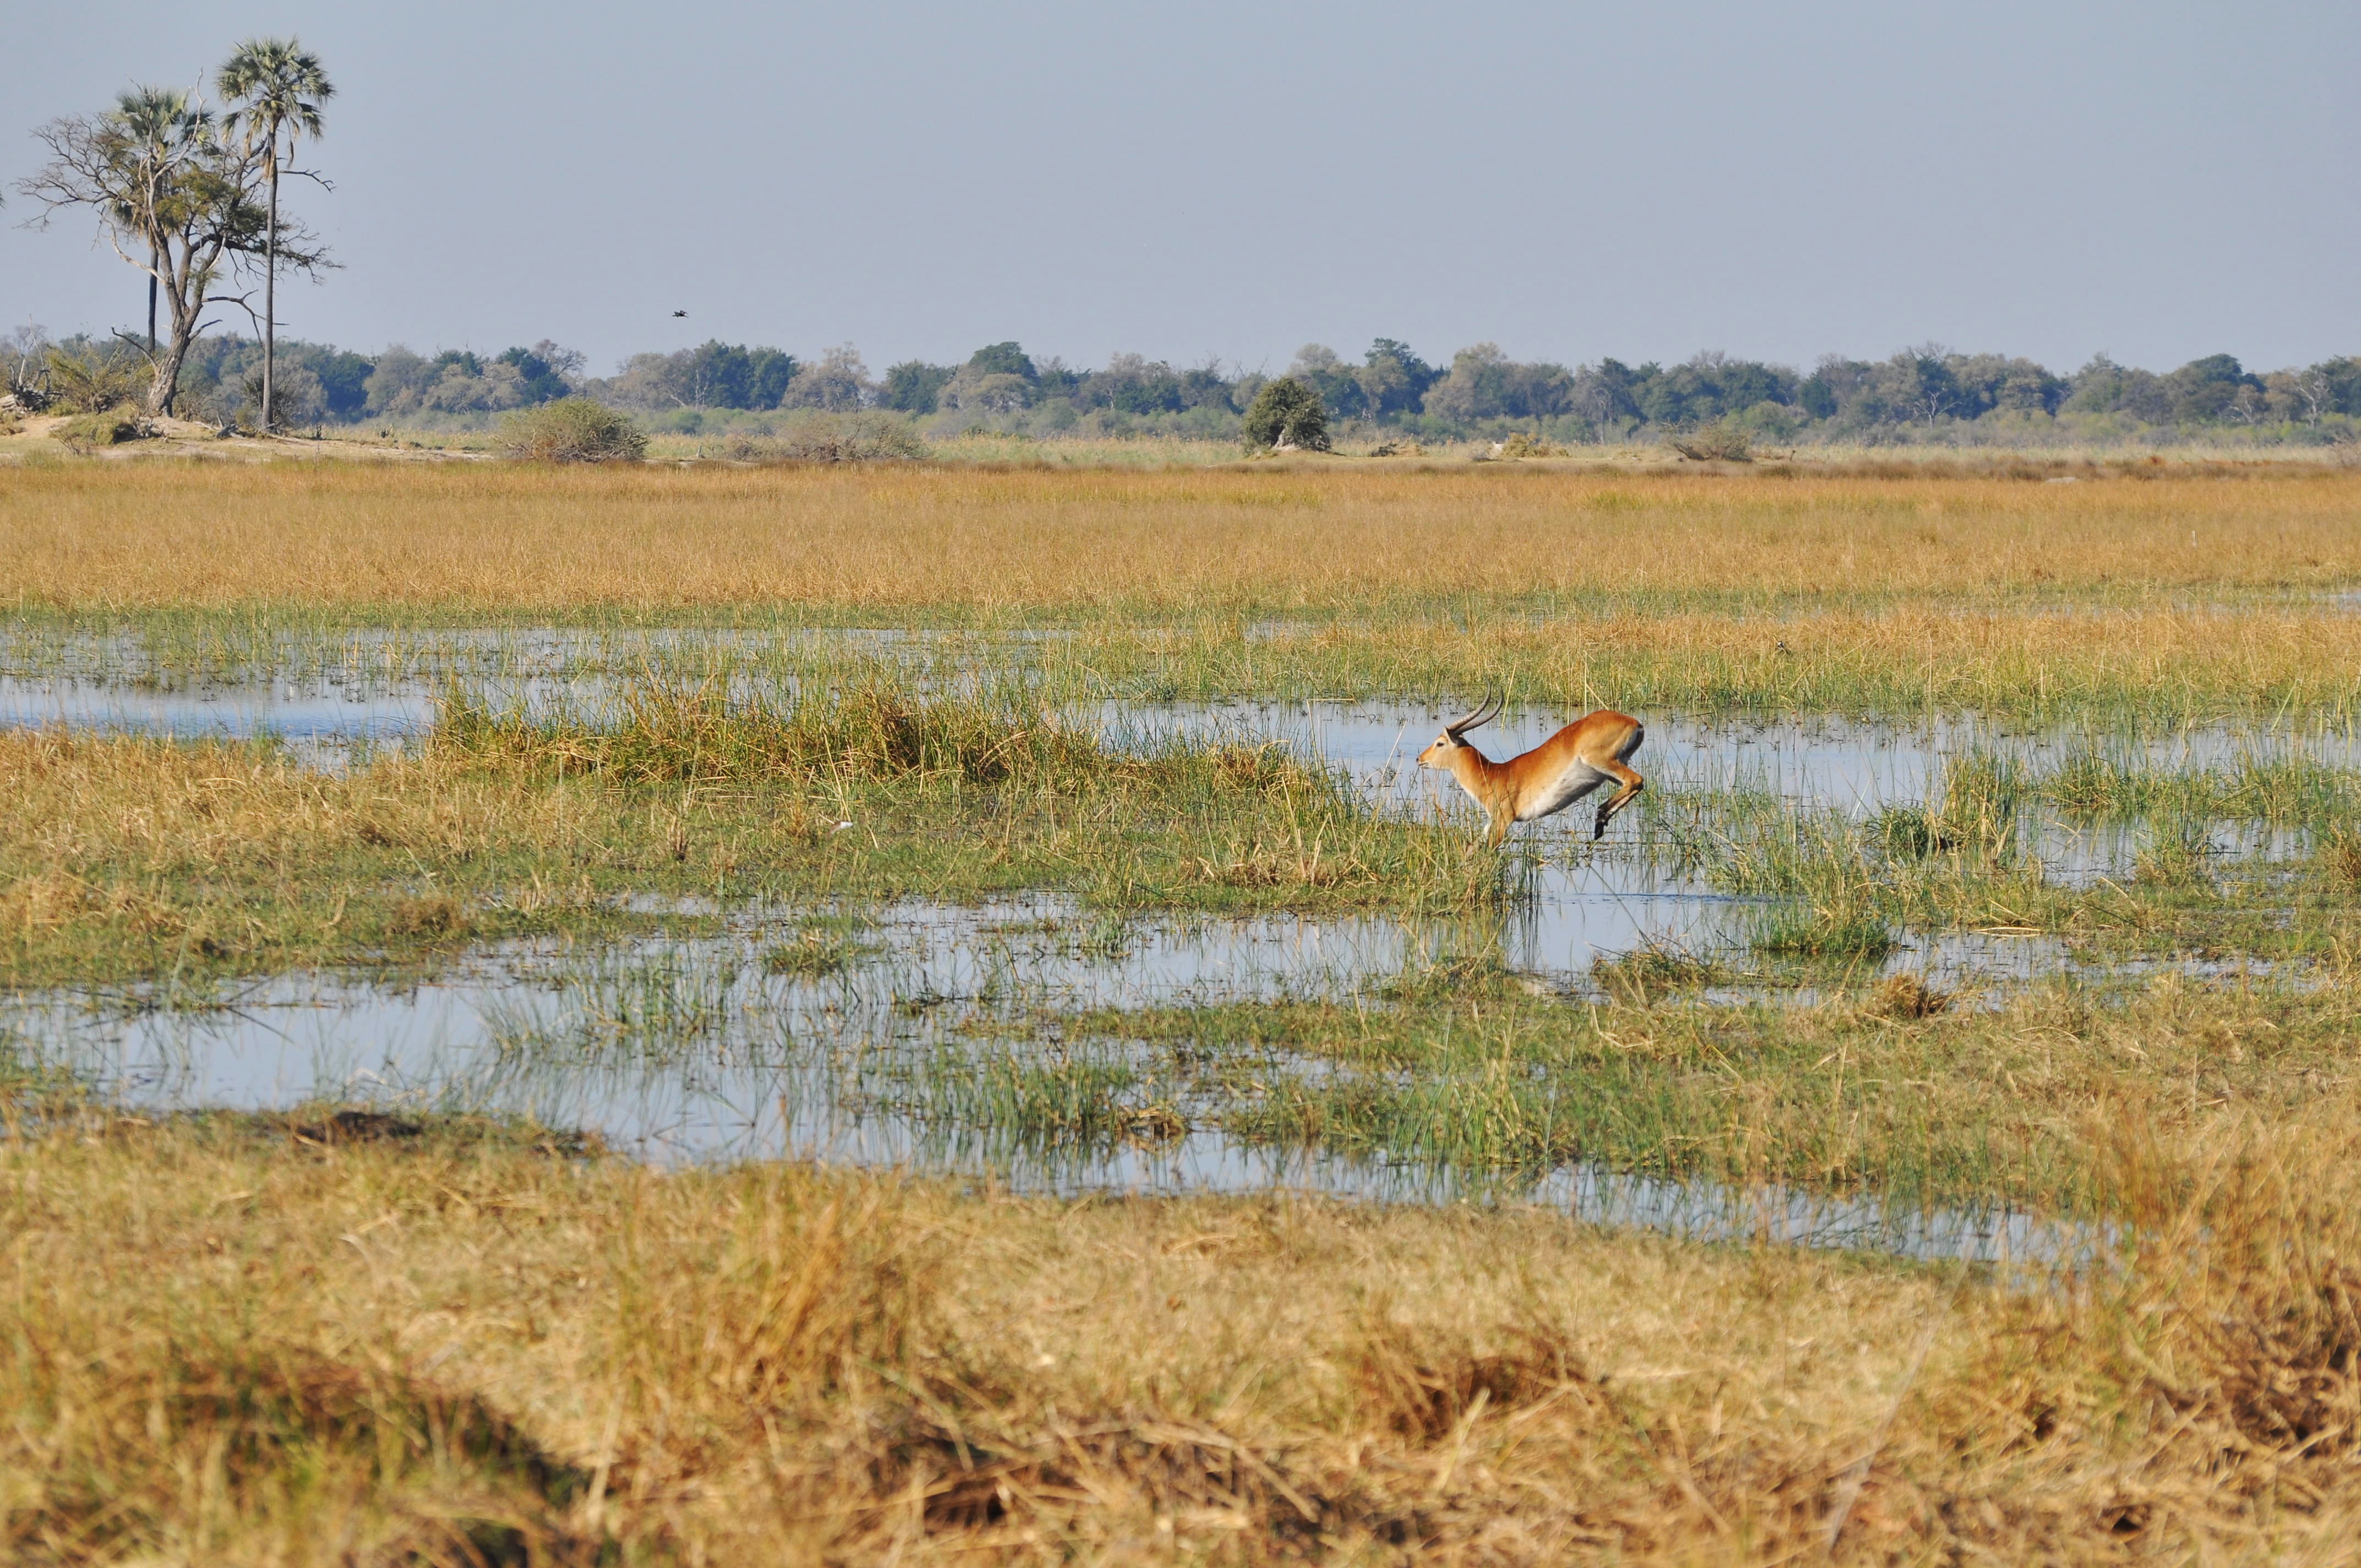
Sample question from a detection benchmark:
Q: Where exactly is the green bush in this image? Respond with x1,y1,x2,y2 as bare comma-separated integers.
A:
52,411,149,451
43,346,146,413
1242,376,1330,451
498,398,648,462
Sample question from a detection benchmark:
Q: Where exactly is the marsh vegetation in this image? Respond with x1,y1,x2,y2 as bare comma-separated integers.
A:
6,460,2361,1560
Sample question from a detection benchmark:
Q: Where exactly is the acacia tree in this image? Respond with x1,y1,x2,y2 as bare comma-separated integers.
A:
17,87,325,416
219,39,333,432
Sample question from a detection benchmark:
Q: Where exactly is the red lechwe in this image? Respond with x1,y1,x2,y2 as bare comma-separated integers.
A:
1415,694,1645,846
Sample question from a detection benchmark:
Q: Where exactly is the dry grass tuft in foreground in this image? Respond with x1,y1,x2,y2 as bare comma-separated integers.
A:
9,1108,2361,1562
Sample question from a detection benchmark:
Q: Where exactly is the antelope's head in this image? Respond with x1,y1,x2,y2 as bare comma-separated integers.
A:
1416,693,1502,770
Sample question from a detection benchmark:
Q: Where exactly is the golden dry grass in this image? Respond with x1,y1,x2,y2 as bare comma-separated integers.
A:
9,1111,2361,1563
0,728,590,979
4,461,2359,615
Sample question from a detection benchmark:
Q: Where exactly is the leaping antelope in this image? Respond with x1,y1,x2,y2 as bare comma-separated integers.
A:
1416,694,1645,847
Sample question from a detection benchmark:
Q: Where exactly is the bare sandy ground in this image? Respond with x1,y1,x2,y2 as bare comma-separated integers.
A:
0,410,484,464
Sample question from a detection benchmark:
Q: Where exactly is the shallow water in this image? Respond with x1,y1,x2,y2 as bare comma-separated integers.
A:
3,635,2333,1249
0,673,431,750
8,910,2088,1261
0,625,1054,700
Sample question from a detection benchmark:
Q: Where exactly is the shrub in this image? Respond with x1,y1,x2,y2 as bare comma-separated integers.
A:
1242,376,1330,451
722,414,927,464
42,345,145,413
52,411,150,451
498,398,648,462
1667,419,1753,462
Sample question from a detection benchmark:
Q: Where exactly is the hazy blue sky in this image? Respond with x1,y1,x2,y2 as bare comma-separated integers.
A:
7,1,2356,377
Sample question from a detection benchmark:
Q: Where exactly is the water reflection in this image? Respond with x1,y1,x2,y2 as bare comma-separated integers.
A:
8,912,2088,1261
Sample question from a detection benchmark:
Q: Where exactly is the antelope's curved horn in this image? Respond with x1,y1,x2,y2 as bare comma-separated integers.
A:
1444,690,1502,739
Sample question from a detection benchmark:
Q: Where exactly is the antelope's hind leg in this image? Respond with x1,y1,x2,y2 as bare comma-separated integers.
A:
1592,761,1645,841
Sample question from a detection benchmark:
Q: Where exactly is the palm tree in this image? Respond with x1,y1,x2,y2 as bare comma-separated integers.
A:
218,39,331,433
105,88,210,356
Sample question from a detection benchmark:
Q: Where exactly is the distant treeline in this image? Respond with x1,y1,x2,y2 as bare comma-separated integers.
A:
14,322,2361,444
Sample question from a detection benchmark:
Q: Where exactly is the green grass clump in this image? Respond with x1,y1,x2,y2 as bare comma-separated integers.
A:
2134,815,2216,889
763,916,879,979
1373,950,1528,1004
2034,743,2361,827
435,676,1344,802
1661,734,2361,960
1747,902,1896,960
432,673,1526,918
2314,829,2361,891
435,676,1109,788
487,947,742,1064
1869,803,1952,861
1590,940,1725,1003
2043,744,2130,815
865,1040,1187,1160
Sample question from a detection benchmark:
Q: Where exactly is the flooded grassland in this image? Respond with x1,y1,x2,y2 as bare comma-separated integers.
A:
7,461,2361,1562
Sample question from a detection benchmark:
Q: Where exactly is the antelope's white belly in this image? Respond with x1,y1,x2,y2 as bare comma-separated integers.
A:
1516,760,1611,823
